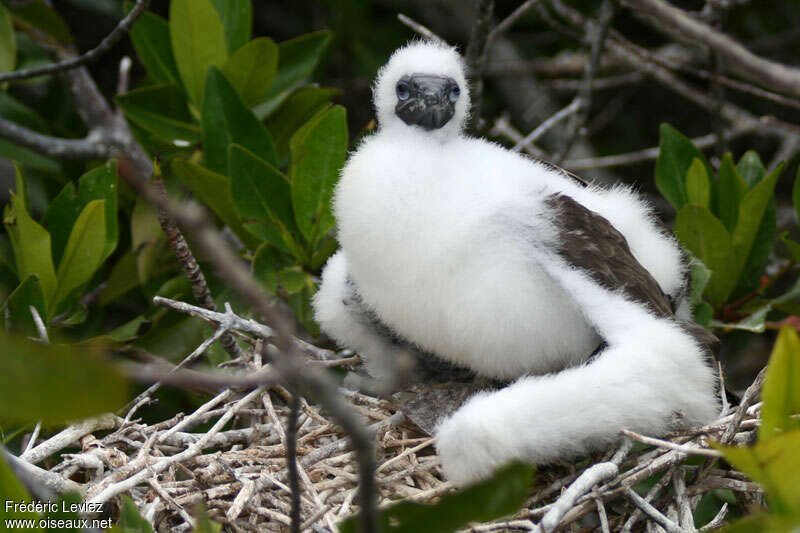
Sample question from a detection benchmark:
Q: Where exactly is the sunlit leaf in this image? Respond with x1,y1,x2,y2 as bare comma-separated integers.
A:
290,105,347,245
169,0,227,107
685,158,710,208
760,327,800,441
210,0,252,53
53,200,106,309
221,37,278,107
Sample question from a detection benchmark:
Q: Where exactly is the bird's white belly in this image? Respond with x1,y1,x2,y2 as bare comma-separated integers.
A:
345,232,601,380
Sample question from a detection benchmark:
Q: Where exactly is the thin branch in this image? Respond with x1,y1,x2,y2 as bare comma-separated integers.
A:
287,394,302,533
464,0,495,131
556,0,615,163
624,488,688,533
397,14,446,44
0,0,152,83
512,99,581,151
620,429,722,458
622,0,800,99
486,0,542,48
0,117,112,159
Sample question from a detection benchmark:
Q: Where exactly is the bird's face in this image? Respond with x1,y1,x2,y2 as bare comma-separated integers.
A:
373,41,470,137
394,74,461,131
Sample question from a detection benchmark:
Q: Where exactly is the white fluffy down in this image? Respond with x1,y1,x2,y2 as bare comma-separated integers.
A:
314,41,718,487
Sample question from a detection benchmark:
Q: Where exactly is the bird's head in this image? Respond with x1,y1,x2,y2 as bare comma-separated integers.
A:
373,41,470,138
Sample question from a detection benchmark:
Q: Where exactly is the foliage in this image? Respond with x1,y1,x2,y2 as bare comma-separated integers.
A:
657,124,800,333
715,327,800,531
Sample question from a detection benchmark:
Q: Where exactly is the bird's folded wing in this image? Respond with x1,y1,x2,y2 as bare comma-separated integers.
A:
544,193,674,318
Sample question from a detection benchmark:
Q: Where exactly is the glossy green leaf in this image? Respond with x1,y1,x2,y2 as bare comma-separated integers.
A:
127,5,180,85
0,332,127,425
709,304,771,333
53,200,106,309
267,86,338,161
169,0,227,107
731,161,783,287
4,189,57,309
717,153,748,233
221,37,278,107
290,105,347,244
252,244,306,294
202,67,276,174
210,0,252,53
674,204,736,307
341,462,534,533
100,250,140,305
229,144,300,255
760,327,800,441
737,150,766,188
0,453,38,526
716,431,800,516
6,0,73,45
118,495,154,533
171,158,261,250
0,275,46,338
685,157,710,208
655,124,712,211
265,31,332,100
0,3,16,74
116,84,200,144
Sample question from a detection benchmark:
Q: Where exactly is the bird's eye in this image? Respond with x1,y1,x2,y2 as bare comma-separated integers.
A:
449,85,460,103
396,81,410,101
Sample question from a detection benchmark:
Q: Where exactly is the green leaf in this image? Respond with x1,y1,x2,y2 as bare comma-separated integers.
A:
44,492,83,532
100,250,140,305
127,6,180,85
730,161,783,288
288,281,319,336
171,158,261,250
341,462,534,533
687,256,712,324
229,144,300,255
0,332,127,425
202,67,277,174
6,0,73,45
0,3,16,74
191,504,222,533
674,204,736,307
716,431,800,516
42,182,81,267
720,513,798,533
116,84,200,144
760,327,800,441
265,31,332,100
118,495,154,533
131,199,171,284
734,199,776,297
4,188,57,309
252,244,306,294
0,275,46,338
782,233,800,263
0,92,49,133
685,158,710,208
169,0,227,107
53,200,106,309
717,153,748,233
709,304,771,333
793,167,800,225
655,124,712,211
210,0,252,53
737,150,766,188
266,86,339,161
290,105,347,244
221,37,278,108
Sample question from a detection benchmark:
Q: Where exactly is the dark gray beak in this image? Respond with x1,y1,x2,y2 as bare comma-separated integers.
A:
395,74,459,131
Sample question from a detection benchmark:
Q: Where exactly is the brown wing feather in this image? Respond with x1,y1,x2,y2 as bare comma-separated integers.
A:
545,193,674,318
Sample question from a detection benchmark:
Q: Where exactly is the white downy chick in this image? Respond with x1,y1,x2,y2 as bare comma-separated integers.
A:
314,41,718,487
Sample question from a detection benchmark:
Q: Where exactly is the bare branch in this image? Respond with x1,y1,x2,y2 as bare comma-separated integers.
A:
486,0,542,48
622,0,800,99
397,14,446,44
512,99,581,151
0,0,151,83
0,117,112,159
464,0,495,130
624,488,688,533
